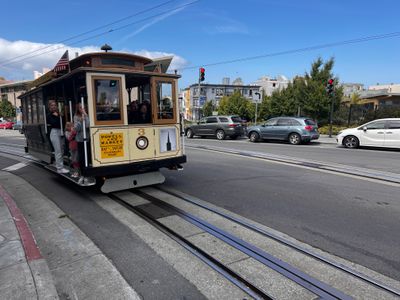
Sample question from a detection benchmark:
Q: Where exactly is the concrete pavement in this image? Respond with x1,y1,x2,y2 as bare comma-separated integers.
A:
0,171,140,300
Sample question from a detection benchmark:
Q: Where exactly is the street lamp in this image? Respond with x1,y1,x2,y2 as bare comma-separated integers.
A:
254,92,261,125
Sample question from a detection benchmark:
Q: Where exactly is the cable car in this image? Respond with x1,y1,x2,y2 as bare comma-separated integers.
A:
19,48,186,193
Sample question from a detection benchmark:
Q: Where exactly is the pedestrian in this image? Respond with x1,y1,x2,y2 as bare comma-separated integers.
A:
47,100,69,174
73,103,95,185
64,122,79,178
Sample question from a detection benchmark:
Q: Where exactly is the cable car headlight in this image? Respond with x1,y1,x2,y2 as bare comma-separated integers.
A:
136,136,149,150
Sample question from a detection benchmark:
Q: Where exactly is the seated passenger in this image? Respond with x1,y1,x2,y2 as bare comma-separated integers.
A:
137,102,151,123
128,101,139,124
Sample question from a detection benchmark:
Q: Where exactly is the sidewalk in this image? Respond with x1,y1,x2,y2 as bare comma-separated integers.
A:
315,134,337,144
0,171,140,300
0,183,58,299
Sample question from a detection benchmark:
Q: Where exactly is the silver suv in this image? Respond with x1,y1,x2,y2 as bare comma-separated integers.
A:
247,117,319,144
186,115,245,140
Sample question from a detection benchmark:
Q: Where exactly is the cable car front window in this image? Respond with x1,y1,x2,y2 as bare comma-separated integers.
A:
94,78,121,121
156,82,174,120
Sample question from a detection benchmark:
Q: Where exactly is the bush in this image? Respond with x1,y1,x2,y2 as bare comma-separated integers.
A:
318,125,349,135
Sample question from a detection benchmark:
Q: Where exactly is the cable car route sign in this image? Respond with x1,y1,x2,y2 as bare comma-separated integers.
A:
100,132,124,159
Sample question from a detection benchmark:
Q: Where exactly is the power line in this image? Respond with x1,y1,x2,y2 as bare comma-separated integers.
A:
178,31,400,71
0,0,177,66
0,0,194,67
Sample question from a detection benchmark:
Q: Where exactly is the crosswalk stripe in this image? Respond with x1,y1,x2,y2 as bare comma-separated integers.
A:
2,162,27,171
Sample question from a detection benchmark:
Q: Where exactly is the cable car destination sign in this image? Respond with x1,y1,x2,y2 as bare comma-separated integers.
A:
100,132,124,159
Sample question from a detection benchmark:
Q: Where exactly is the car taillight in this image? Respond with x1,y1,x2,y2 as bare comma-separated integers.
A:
305,125,313,131
229,124,237,127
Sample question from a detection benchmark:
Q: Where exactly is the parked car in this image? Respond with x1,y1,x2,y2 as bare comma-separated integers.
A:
0,120,14,129
337,118,400,149
247,117,319,145
186,115,245,140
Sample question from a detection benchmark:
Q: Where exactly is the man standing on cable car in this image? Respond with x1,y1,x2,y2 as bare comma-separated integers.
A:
47,100,69,174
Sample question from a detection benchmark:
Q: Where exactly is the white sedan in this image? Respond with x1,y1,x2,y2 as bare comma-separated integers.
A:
337,118,400,149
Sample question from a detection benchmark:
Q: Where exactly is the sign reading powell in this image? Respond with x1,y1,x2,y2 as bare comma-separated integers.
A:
100,132,124,158
160,128,177,153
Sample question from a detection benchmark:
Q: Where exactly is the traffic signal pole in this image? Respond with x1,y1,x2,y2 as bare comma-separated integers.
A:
329,94,334,138
197,77,201,121
327,79,334,138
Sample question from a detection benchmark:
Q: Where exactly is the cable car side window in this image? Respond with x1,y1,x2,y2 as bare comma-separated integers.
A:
93,78,122,123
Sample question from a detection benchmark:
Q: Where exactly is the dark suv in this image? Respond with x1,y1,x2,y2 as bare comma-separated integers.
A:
186,115,245,140
247,117,319,144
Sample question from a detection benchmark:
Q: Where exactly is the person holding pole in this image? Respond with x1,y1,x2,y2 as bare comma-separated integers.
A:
47,100,69,174
73,102,95,185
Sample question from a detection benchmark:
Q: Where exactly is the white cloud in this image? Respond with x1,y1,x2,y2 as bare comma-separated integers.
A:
132,49,188,71
0,38,188,80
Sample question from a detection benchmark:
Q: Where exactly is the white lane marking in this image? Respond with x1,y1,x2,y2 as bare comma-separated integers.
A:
2,162,27,171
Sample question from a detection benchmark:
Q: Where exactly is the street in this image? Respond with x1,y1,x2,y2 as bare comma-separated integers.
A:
1,131,399,298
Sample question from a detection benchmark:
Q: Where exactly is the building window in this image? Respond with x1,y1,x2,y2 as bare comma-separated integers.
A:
272,83,276,87
249,90,252,96
212,88,215,93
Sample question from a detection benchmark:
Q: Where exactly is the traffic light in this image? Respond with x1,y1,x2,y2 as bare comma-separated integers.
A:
326,78,334,95
199,67,205,82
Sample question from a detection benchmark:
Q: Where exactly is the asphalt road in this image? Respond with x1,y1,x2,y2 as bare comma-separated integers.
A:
162,145,400,281
1,132,399,282
185,137,400,174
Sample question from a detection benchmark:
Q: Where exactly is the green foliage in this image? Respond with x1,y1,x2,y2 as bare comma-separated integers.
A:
318,125,348,135
267,57,343,123
217,91,253,119
0,100,15,119
202,100,213,117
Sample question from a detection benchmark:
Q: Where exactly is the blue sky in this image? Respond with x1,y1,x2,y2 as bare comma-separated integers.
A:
1,0,399,89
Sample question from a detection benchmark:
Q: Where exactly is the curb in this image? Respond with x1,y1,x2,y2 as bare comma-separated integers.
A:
0,184,59,299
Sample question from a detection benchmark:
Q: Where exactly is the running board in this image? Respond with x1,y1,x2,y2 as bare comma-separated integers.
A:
44,165,96,187
101,171,165,193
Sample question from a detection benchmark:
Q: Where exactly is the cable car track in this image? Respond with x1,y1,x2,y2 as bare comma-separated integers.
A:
111,190,362,299
155,187,400,298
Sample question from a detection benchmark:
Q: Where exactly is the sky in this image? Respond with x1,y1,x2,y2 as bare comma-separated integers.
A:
1,0,399,89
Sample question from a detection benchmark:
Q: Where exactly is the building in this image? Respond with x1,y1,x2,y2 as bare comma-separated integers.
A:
0,80,31,107
0,80,31,121
341,83,364,98
184,80,261,120
358,83,400,109
251,75,290,96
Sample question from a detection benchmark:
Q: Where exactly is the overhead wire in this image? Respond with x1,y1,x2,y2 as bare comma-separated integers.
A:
0,0,178,66
0,0,200,68
177,31,400,71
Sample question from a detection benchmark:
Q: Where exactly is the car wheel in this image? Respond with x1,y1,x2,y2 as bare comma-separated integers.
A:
288,133,301,145
249,131,260,142
186,129,194,138
216,130,225,140
343,135,359,148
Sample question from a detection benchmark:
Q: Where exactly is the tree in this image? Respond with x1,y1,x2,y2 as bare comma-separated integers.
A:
0,100,15,119
202,100,213,117
217,91,253,120
267,57,343,124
